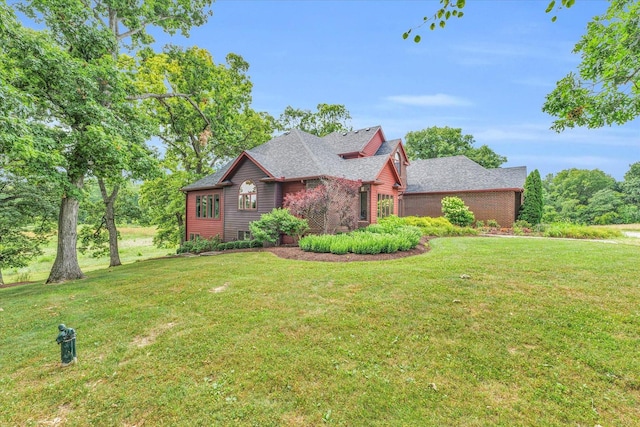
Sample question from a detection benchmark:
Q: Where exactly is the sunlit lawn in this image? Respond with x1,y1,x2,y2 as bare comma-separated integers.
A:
1,236,639,426
2,226,173,284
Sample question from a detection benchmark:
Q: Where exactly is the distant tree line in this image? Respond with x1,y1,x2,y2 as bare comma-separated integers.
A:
542,163,640,225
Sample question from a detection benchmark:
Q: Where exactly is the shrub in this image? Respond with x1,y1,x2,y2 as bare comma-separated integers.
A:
177,235,221,254
249,208,309,246
388,215,477,237
542,223,622,239
300,225,422,255
441,197,475,227
486,219,500,228
518,169,544,225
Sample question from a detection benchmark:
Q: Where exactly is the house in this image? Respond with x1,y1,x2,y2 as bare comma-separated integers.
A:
182,126,526,242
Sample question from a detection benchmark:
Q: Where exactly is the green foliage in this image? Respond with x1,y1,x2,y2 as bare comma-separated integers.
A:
519,169,544,225
139,171,190,248
135,47,272,177
404,126,506,168
0,170,56,282
249,208,309,246
299,224,422,255
379,215,477,237
274,103,352,137
177,235,220,254
543,0,640,130
543,168,620,225
542,223,623,239
441,197,475,227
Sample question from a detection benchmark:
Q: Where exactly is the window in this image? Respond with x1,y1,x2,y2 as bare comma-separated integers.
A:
394,151,402,176
195,196,203,218
196,194,220,219
238,230,251,240
213,194,220,218
238,180,257,210
189,233,200,240
377,194,394,219
360,189,368,220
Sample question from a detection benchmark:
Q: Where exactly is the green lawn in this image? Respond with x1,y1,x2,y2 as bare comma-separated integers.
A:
1,237,639,425
2,226,173,284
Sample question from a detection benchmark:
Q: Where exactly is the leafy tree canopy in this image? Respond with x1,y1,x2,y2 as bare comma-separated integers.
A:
134,46,273,177
404,126,507,168
275,103,352,137
543,0,640,130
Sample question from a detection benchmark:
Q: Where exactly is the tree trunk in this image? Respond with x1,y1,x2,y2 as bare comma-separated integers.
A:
176,212,185,245
98,178,121,267
47,193,85,284
0,270,4,286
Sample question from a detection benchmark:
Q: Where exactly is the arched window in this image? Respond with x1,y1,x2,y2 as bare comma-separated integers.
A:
238,180,257,210
394,151,402,175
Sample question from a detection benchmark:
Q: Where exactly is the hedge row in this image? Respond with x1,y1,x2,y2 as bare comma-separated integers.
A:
299,226,422,255
177,236,262,254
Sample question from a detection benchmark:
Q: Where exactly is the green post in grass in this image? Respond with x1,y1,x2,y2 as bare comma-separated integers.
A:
56,324,77,366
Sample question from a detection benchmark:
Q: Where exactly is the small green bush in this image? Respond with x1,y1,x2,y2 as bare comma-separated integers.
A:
249,208,309,246
441,197,475,227
486,219,500,228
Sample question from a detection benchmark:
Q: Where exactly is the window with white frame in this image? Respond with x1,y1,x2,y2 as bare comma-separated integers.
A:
238,180,257,210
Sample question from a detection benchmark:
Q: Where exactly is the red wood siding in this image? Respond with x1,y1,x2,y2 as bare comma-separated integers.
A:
223,158,276,242
361,129,385,157
185,189,224,240
402,191,522,227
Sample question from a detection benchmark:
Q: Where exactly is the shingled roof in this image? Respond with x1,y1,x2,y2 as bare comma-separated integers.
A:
183,127,398,190
322,126,383,155
183,128,525,194
405,156,525,193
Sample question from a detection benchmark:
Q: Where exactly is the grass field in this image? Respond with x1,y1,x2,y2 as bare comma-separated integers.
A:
1,234,639,425
1,226,173,285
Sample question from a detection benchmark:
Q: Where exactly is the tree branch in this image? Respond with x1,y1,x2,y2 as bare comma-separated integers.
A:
116,16,173,41
128,92,211,128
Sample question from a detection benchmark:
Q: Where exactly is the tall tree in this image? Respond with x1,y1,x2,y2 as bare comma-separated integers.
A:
275,103,352,137
518,169,544,225
621,162,640,205
404,126,507,168
136,47,273,247
9,0,213,282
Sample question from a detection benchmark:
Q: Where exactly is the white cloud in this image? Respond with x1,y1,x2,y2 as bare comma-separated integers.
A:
473,123,640,148
385,94,472,107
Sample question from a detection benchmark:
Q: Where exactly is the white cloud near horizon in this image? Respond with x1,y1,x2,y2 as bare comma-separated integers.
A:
386,94,473,107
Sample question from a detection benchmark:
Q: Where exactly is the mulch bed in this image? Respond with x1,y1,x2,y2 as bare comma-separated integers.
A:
263,236,431,262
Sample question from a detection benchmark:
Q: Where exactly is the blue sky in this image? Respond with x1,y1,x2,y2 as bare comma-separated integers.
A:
158,0,638,180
